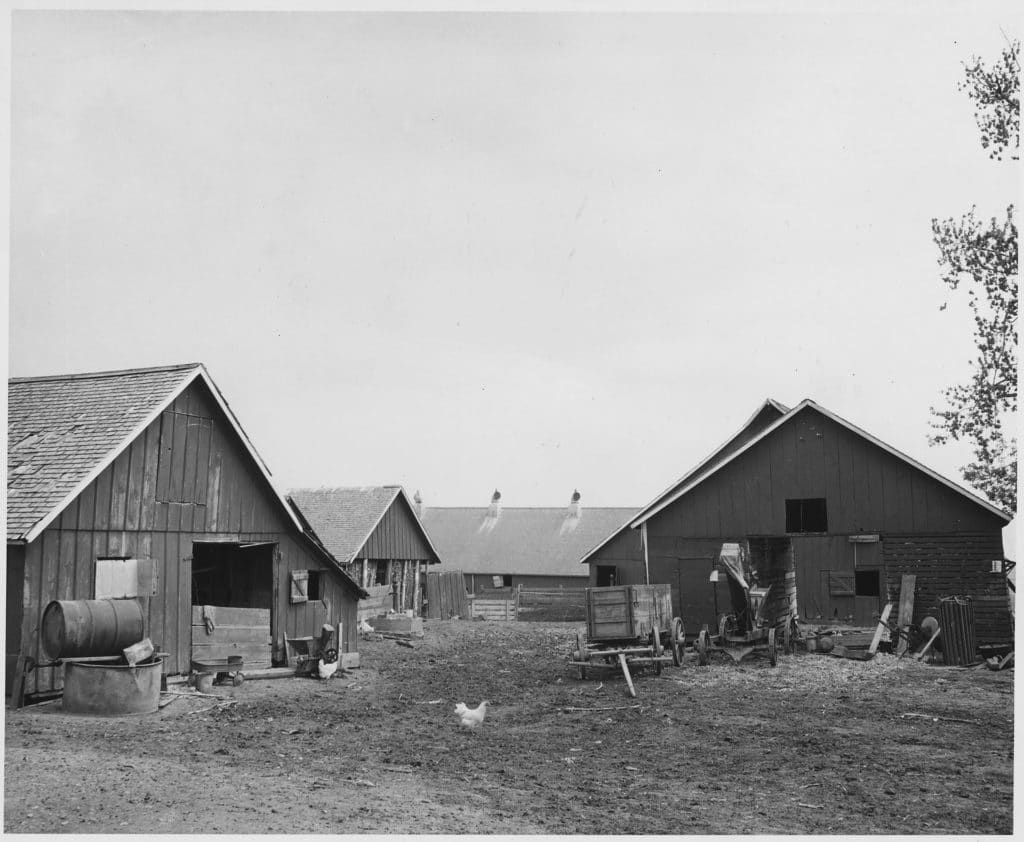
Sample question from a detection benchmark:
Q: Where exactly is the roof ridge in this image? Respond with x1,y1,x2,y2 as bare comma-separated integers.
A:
9,362,204,384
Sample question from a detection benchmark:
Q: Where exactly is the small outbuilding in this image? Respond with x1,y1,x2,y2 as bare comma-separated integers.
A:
287,486,441,618
6,363,366,700
582,398,1013,644
422,490,636,593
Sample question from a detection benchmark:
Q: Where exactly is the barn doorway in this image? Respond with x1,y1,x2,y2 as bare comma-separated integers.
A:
190,541,276,671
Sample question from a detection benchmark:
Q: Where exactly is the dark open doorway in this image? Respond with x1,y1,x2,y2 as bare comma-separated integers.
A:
191,542,274,609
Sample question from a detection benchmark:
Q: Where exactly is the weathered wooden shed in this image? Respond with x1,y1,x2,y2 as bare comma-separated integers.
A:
422,490,636,592
582,398,1013,644
287,486,441,619
6,363,366,699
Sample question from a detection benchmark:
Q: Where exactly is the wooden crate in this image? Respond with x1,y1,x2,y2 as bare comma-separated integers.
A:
585,585,672,642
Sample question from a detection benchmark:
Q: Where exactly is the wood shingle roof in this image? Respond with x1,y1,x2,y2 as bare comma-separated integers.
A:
287,486,441,565
7,364,203,541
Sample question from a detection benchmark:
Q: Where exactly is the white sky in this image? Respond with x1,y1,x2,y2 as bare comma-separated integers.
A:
5,5,1020,552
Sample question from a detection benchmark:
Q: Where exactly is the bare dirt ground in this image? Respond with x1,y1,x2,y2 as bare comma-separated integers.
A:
3,619,1014,835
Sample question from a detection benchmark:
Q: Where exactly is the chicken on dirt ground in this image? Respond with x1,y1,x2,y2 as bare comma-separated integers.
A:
318,647,339,680
454,700,489,728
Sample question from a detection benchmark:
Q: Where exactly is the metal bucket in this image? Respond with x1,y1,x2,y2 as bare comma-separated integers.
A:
62,656,164,715
41,599,145,660
939,596,978,666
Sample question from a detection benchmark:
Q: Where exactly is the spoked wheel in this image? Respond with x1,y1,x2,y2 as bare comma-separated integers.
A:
651,627,663,675
575,630,589,680
718,615,730,647
671,617,685,667
768,627,778,667
697,629,710,666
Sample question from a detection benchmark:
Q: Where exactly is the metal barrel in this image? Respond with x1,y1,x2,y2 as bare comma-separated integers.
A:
40,599,145,661
938,596,977,666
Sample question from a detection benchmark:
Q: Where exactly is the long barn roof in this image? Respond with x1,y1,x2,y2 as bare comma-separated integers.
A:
422,505,637,577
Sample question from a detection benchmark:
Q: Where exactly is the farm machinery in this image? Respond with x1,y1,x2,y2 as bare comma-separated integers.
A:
569,584,686,697
695,542,798,667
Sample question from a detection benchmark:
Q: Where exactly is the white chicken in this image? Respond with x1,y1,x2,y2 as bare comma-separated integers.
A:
318,647,339,680
358,619,375,634
454,700,489,728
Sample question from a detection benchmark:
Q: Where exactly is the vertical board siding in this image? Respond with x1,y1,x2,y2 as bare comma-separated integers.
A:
14,378,361,697
358,496,435,562
646,408,1006,539
590,407,1008,639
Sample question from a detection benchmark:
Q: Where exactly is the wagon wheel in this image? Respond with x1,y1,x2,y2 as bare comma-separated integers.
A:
718,614,729,646
232,672,245,687
671,617,685,667
652,626,663,658
768,627,778,667
575,630,588,680
697,629,710,666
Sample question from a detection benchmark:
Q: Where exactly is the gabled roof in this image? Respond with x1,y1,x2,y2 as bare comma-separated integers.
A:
7,363,304,542
421,506,637,577
578,398,788,565
287,486,442,565
629,398,1012,528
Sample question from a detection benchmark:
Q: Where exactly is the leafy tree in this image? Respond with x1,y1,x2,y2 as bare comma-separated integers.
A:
929,40,1018,514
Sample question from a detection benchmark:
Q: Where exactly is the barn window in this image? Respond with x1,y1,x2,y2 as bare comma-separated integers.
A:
374,562,390,586
95,557,157,599
855,570,880,597
596,565,617,586
307,571,322,601
785,498,828,533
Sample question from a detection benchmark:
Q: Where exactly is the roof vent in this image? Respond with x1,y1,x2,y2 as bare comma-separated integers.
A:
487,489,502,519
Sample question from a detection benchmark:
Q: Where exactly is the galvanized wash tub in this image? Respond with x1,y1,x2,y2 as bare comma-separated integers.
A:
62,656,165,716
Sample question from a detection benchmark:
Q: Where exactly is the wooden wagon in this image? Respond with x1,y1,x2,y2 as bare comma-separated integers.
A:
569,584,686,697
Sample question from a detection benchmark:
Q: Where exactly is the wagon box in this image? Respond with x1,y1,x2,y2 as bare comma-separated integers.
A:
585,584,673,642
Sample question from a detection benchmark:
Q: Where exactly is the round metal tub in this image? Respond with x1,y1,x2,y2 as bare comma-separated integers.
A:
62,656,165,716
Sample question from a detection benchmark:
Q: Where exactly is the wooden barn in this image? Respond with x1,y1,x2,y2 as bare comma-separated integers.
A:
581,398,1013,644
6,363,366,700
422,490,636,593
287,486,441,619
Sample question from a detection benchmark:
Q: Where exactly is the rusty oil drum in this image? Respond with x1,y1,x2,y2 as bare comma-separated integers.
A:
41,599,145,661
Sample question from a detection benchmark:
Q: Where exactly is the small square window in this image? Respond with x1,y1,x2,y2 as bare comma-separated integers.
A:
596,565,617,587
374,562,390,586
95,558,139,599
854,570,880,597
786,498,828,533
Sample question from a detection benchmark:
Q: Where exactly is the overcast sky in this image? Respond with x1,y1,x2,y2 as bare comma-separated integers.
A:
6,5,1019,552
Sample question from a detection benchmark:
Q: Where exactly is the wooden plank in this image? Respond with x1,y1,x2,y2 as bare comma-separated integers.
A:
895,574,916,657
109,449,131,531
195,419,212,505
191,605,271,625
167,411,189,503
93,466,113,532
867,602,893,655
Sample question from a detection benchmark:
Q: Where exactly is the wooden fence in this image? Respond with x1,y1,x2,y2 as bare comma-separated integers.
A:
425,570,470,620
516,586,587,622
358,585,394,622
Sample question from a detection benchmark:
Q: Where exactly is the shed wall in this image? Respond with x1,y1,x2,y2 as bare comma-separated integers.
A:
13,379,358,696
356,495,435,562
